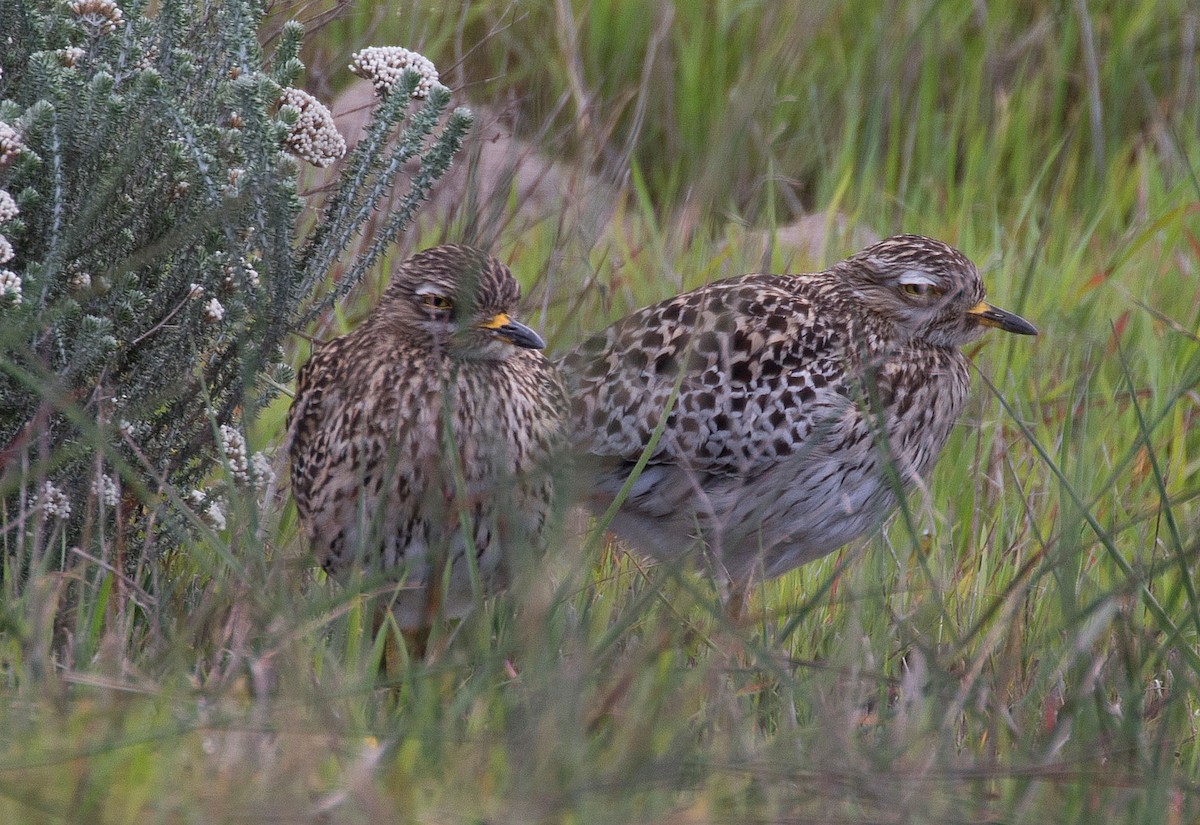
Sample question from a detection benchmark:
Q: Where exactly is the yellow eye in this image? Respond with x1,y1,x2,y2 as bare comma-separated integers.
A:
420,294,454,311
900,283,942,297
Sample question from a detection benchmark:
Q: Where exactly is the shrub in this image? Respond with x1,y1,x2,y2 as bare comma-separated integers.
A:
0,0,472,570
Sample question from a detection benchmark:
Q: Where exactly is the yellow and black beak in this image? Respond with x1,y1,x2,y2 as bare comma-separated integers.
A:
477,313,546,350
967,301,1038,336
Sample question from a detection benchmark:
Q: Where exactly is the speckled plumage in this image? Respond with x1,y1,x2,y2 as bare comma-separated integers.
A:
560,235,1036,582
288,245,568,629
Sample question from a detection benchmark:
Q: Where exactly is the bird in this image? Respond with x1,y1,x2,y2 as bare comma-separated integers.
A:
559,234,1036,586
287,245,568,632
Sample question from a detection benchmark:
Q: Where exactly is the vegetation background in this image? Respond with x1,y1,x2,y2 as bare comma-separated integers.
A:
3,0,1200,822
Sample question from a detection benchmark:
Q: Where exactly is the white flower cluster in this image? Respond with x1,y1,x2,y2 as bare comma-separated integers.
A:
349,46,440,100
70,271,92,292
187,489,227,531
0,269,21,305
92,473,119,507
219,424,250,484
278,87,346,168
202,296,225,323
42,482,72,520
0,189,16,268
0,190,17,223
251,451,276,491
220,255,261,291
0,122,23,166
70,0,125,35
205,500,226,531
57,46,86,67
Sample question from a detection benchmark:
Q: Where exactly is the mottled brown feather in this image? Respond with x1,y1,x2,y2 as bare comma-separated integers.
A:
560,235,1035,581
288,245,568,629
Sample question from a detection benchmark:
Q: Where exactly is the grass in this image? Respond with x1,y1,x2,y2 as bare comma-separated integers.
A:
4,0,1200,822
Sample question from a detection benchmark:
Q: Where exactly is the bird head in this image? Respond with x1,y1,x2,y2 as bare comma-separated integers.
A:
380,245,545,360
835,234,1037,348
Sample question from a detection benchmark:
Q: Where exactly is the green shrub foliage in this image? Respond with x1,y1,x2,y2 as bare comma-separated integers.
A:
0,0,472,561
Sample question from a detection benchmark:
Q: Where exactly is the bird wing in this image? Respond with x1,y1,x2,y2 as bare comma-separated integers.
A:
286,336,356,522
559,275,856,480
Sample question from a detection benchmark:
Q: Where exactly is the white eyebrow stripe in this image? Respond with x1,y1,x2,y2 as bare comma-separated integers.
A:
897,270,938,287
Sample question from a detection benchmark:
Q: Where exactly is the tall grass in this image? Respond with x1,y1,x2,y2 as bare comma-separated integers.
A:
2,1,1200,822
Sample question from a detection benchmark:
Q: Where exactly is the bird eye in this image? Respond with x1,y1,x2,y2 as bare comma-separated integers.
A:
900,283,943,298
420,294,454,311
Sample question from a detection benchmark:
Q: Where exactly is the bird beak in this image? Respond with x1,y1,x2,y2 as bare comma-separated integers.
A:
966,301,1038,336
477,313,546,349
